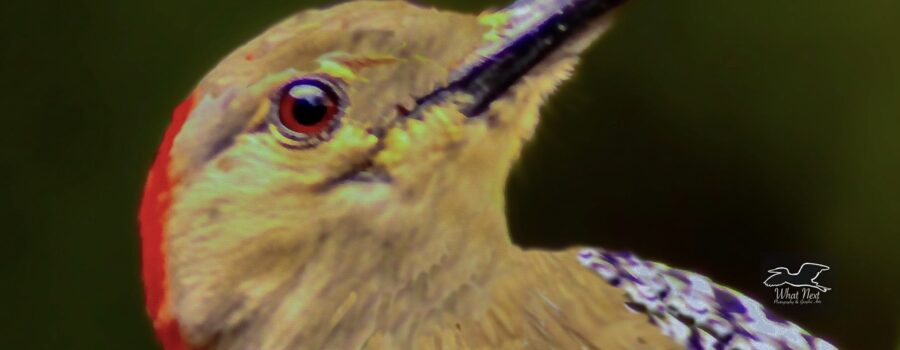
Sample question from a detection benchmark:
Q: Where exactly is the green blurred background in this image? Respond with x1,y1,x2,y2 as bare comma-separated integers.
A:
1,0,898,348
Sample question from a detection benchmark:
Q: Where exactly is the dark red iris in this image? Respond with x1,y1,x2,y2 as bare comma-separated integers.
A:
278,79,340,134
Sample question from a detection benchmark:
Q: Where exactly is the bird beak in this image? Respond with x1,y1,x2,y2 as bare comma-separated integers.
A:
413,0,629,118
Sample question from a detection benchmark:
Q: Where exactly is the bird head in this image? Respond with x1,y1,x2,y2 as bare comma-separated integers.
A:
140,0,626,348
767,267,791,274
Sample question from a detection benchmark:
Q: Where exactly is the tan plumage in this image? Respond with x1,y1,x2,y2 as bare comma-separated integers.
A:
376,248,682,349
143,1,833,349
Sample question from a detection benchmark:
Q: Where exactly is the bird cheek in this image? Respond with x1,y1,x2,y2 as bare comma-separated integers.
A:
374,106,468,180
316,124,379,173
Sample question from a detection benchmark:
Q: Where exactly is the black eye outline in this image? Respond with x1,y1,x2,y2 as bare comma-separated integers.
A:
269,76,347,147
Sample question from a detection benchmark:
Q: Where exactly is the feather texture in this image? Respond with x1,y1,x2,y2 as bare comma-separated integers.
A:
578,249,837,350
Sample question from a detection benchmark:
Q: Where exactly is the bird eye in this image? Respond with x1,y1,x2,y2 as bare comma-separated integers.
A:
273,78,345,142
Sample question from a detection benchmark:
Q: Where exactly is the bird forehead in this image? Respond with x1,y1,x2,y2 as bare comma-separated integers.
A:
197,1,487,97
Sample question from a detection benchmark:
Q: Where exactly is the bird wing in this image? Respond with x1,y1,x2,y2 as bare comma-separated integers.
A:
800,263,831,280
578,248,837,350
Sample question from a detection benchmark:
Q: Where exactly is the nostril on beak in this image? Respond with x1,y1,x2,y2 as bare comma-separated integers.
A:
396,104,412,117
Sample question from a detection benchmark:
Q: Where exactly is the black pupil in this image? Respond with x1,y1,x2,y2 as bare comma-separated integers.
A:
291,89,329,126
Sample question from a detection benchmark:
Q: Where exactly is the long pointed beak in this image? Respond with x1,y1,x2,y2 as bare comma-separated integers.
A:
415,0,629,117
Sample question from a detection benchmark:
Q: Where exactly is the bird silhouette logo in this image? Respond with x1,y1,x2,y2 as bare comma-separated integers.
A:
764,263,832,292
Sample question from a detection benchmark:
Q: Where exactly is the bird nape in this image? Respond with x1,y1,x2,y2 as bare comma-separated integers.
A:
139,0,837,349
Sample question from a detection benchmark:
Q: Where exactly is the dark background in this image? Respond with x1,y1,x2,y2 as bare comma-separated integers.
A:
1,0,898,349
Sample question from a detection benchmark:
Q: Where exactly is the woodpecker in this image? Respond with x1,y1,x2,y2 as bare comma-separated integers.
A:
139,0,838,349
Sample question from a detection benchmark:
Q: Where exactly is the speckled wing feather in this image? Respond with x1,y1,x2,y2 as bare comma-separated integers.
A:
577,249,838,350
